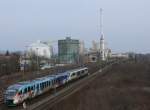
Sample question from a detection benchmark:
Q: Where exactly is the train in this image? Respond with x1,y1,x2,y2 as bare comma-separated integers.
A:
4,67,89,106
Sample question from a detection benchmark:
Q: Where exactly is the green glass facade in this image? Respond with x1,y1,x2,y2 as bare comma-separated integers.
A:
58,37,79,64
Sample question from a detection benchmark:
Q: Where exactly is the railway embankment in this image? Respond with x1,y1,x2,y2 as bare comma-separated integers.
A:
50,61,150,110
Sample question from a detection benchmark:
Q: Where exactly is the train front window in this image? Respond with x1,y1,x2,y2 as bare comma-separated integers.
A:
5,90,17,97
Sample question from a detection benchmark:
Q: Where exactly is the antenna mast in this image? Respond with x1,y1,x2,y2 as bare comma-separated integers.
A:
100,8,103,35
99,8,105,61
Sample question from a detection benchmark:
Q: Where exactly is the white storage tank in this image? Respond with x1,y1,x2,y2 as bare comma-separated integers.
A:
27,40,51,59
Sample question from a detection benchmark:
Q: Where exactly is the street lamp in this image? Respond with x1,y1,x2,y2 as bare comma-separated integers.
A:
36,48,39,74
22,53,25,80
54,75,56,96
23,46,28,80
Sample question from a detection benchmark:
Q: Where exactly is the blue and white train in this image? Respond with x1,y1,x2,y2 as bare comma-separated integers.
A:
4,67,88,106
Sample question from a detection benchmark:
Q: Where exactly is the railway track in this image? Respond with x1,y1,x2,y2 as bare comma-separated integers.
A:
0,60,125,110
29,61,122,110
30,71,102,110
28,66,111,110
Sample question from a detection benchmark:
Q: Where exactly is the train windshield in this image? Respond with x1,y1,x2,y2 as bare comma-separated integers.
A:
5,86,19,98
5,90,17,97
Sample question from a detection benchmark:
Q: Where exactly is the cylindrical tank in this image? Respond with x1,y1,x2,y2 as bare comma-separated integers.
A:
27,40,51,59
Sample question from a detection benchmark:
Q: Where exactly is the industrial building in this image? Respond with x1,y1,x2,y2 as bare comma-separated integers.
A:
58,37,79,64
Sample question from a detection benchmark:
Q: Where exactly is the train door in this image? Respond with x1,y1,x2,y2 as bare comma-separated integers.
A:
36,84,40,94
52,79,55,88
17,89,23,103
37,84,39,91
23,87,28,100
77,71,81,77
71,72,76,80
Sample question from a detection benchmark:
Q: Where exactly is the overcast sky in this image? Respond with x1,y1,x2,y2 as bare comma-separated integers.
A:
0,0,150,53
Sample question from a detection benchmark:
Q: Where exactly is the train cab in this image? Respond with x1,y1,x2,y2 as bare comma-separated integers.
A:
4,81,36,106
4,84,22,106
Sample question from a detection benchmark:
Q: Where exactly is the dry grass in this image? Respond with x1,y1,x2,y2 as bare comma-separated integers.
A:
50,61,150,110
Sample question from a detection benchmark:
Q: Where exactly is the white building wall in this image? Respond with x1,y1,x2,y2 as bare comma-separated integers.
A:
100,34,105,61
27,40,51,59
79,41,85,55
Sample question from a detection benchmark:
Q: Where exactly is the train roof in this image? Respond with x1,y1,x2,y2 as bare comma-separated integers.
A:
34,75,55,82
55,72,69,76
7,84,22,90
18,81,33,85
67,67,88,73
48,72,69,78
